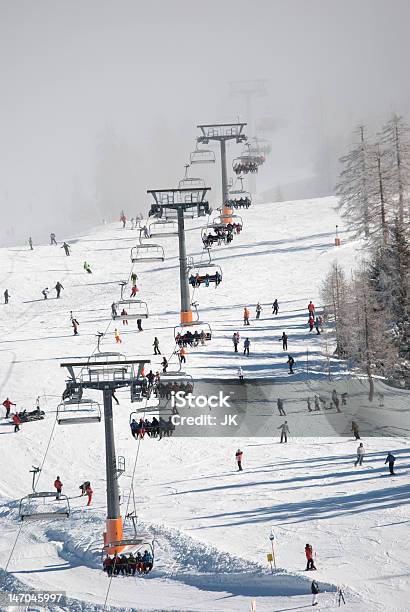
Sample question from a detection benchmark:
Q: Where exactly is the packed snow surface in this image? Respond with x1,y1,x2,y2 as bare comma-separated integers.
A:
0,198,409,611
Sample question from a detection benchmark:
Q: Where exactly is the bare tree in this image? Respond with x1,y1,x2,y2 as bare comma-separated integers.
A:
379,114,410,225
335,125,371,238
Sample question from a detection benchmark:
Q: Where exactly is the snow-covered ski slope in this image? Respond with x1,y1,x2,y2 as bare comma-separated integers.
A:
0,197,409,611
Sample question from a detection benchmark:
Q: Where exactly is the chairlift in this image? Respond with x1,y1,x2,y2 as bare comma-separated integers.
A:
19,492,70,521
56,398,102,425
187,252,223,288
112,299,149,320
227,177,252,208
148,219,178,237
200,223,235,248
174,323,212,345
213,213,243,228
178,164,205,189
130,244,165,263
61,382,83,403
189,143,216,165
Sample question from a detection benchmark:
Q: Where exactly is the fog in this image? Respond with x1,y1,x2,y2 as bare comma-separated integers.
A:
1,0,409,245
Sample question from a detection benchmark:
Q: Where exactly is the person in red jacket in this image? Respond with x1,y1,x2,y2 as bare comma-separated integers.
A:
308,316,315,332
54,476,63,500
305,543,317,570
3,397,16,418
12,413,21,432
308,301,315,317
235,449,243,471
85,483,93,506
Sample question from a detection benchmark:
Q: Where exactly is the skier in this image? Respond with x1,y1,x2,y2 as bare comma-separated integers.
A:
314,317,320,335
84,261,92,274
54,476,63,500
55,281,64,298
278,420,290,443
179,346,187,364
85,482,93,506
355,443,365,466
311,580,320,606
3,397,16,418
161,356,168,373
272,299,279,315
12,413,21,432
385,452,396,475
238,366,244,382
287,355,295,374
131,272,138,285
114,328,122,344
137,318,143,332
111,303,117,318
243,338,251,356
233,332,240,353
61,242,70,256
243,307,250,325
4,289,9,304
280,331,288,351
72,317,79,335
307,397,312,412
121,309,128,325
42,287,49,300
277,398,286,416
130,285,139,297
143,225,149,239
308,301,315,317
351,420,360,440
50,232,57,245
120,211,127,228
235,448,243,471
29,237,33,250
314,395,320,411
308,317,315,332
256,302,262,319
305,543,316,570
153,337,161,355
79,480,90,495
332,389,341,412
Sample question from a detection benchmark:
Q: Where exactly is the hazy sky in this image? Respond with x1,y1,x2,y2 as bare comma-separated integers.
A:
1,0,409,244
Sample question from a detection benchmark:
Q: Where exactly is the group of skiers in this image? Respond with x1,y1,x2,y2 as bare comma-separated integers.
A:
130,416,175,439
53,476,93,505
103,549,153,576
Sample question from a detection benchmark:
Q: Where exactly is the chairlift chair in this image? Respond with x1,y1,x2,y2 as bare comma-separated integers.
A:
130,244,165,263
189,143,216,165
187,252,223,288
19,492,70,521
174,322,212,344
112,299,149,320
148,219,178,237
56,399,102,425
213,213,243,227
178,164,206,190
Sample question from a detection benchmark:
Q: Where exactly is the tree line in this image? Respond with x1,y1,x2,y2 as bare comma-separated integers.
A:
322,114,410,397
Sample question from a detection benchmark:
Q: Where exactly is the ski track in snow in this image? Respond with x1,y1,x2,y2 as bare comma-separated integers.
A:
0,198,409,611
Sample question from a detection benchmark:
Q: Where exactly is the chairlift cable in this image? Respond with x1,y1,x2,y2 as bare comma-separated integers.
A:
4,522,24,572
